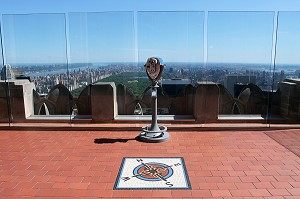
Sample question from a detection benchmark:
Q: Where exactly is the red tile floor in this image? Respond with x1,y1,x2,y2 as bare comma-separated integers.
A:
0,129,300,198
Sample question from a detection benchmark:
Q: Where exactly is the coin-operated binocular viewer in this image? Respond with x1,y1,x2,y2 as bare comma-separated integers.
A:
139,57,170,143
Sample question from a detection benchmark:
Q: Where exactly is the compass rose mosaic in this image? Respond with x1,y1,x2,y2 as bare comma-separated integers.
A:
114,157,191,190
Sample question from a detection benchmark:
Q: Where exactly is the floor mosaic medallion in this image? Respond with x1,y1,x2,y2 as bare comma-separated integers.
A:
114,157,191,190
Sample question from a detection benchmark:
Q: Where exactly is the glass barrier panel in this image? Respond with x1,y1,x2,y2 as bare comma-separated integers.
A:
272,12,300,123
68,12,136,116
1,13,69,119
138,11,204,116
207,12,274,123
0,23,11,125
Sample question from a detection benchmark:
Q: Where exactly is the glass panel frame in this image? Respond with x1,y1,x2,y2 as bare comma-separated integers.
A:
68,11,136,116
272,11,300,123
0,19,11,125
1,10,299,125
1,13,70,119
207,11,275,123
137,11,205,116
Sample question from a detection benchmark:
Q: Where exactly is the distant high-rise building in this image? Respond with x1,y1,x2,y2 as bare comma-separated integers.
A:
280,70,286,82
1,64,15,80
263,71,266,79
225,75,256,96
73,78,77,90
161,78,192,96
55,77,59,85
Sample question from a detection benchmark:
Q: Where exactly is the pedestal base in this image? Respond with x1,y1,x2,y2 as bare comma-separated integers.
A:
139,125,170,143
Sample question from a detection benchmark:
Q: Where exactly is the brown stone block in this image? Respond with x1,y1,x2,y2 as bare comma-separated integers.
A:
193,82,219,123
91,82,117,122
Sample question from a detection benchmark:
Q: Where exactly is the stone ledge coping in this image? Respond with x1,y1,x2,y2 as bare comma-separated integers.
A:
218,114,264,120
115,115,195,121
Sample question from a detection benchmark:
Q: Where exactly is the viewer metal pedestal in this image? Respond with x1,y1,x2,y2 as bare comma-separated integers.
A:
139,57,170,143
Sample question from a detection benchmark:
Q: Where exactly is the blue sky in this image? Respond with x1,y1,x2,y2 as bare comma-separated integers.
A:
0,0,300,64
207,12,275,64
1,0,300,13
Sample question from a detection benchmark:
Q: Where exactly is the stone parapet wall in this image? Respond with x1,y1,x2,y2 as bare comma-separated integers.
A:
1,79,300,123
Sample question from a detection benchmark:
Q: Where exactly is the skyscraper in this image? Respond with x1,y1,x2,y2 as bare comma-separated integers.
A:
225,75,256,96
0,64,15,80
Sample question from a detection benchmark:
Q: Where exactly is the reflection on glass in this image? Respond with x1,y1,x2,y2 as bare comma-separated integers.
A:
68,12,136,115
272,12,300,120
138,11,204,115
207,12,274,117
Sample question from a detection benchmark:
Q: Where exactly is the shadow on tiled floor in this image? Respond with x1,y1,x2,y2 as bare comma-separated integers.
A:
265,129,300,157
94,137,138,144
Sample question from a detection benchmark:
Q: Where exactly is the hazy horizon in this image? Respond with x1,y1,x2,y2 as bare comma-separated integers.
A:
9,61,300,67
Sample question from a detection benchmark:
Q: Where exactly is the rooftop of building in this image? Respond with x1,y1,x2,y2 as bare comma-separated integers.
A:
1,123,300,198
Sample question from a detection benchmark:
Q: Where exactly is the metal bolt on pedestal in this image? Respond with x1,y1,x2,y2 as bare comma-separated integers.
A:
139,57,170,143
